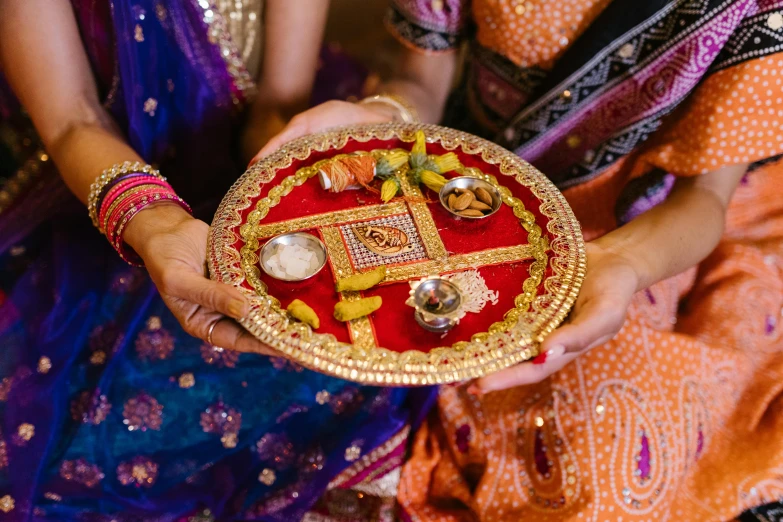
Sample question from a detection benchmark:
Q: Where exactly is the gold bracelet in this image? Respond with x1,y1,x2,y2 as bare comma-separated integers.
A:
358,94,420,123
87,161,165,228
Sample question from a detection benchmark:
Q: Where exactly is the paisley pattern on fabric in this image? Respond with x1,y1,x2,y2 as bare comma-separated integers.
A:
390,1,783,520
399,162,783,521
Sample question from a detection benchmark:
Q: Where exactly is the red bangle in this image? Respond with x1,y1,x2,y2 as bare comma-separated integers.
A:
99,177,170,233
112,193,192,266
103,185,170,237
95,172,193,266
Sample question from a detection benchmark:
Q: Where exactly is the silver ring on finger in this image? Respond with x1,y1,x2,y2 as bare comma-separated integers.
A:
207,317,223,346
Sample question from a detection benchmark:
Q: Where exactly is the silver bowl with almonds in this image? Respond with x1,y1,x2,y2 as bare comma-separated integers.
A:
439,177,502,219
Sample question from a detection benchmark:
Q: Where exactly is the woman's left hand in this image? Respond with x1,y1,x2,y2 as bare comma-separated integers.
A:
473,242,641,393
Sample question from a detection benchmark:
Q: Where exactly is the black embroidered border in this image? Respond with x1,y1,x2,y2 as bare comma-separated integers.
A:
499,0,747,187
504,0,729,150
550,1,783,188
738,501,783,522
459,45,549,132
558,114,668,189
385,6,461,52
471,44,548,96
712,6,783,71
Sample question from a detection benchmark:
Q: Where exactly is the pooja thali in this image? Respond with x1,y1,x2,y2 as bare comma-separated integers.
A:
208,123,585,385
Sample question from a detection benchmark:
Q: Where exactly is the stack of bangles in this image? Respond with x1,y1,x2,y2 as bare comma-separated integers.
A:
88,161,192,266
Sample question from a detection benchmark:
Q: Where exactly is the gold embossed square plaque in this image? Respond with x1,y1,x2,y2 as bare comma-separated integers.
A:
208,123,585,386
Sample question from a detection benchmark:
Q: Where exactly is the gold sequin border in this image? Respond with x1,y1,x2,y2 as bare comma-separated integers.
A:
197,0,257,104
208,123,586,385
251,202,408,242
328,426,411,490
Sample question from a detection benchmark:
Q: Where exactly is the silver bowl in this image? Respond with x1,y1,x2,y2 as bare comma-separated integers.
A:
259,232,327,282
438,177,502,220
410,277,463,333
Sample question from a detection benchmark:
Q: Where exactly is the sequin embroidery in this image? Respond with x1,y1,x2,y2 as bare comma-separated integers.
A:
71,390,111,425
59,459,105,488
122,392,164,431
117,456,158,488
256,433,296,470
135,318,174,361
200,401,242,448
200,343,239,368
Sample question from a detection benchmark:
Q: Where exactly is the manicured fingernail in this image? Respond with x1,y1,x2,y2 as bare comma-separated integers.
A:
228,299,247,319
546,345,566,360
532,352,548,365
466,384,483,397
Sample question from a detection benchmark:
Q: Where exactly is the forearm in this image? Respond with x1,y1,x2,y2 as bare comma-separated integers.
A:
241,0,329,161
44,112,193,256
376,50,459,124
45,115,142,204
595,164,747,291
0,0,142,204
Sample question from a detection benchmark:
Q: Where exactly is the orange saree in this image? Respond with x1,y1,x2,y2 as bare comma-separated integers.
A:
388,0,783,519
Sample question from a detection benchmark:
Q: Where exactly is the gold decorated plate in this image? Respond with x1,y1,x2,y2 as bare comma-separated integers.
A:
208,123,585,385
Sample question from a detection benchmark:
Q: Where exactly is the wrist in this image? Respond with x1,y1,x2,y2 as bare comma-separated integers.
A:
589,240,646,293
122,202,193,258
358,101,401,122
358,94,419,123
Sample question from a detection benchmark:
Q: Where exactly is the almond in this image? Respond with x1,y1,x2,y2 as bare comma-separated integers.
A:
447,193,457,210
469,200,491,212
475,187,493,206
453,192,474,211
457,209,484,217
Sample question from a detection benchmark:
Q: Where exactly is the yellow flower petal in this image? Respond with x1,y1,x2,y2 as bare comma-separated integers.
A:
380,178,399,202
432,152,461,173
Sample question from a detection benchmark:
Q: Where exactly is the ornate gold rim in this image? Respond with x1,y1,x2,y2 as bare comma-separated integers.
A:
208,123,586,385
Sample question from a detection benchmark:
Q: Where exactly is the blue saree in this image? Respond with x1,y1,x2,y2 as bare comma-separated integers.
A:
0,1,430,520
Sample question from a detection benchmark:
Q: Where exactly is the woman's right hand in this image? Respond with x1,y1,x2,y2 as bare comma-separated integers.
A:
250,100,396,165
123,203,277,355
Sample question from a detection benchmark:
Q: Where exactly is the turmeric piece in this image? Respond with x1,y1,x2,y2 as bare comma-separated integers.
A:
336,266,386,292
334,296,382,322
287,299,320,329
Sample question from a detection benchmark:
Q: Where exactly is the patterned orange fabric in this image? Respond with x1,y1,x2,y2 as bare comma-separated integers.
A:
638,54,783,176
396,2,783,520
473,0,612,69
562,55,783,242
399,160,783,521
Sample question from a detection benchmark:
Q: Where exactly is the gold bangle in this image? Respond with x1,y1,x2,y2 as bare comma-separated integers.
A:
358,94,420,123
87,161,165,228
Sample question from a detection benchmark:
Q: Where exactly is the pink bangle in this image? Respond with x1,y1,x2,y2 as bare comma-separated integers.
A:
112,193,192,266
95,173,193,265
99,177,170,233
103,185,169,237
97,172,149,202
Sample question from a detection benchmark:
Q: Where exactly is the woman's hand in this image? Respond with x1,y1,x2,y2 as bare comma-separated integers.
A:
473,242,640,393
123,204,276,355
249,100,395,165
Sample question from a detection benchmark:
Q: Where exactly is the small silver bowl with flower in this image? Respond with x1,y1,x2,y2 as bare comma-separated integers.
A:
406,276,464,333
